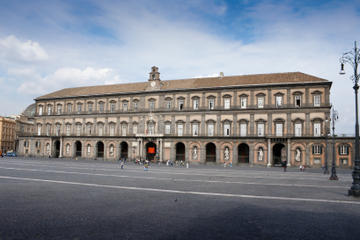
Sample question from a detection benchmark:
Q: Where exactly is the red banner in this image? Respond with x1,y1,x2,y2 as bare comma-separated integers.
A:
148,147,155,154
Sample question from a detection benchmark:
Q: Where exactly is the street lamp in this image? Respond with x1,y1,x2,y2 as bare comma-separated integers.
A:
324,118,329,174
339,41,360,196
329,108,339,180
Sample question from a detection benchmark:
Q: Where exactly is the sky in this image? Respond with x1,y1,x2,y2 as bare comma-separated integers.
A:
0,0,360,134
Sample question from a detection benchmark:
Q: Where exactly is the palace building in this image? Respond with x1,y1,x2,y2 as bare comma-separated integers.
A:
17,67,354,167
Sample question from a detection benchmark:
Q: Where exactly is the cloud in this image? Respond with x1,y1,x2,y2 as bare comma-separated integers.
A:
17,67,122,95
0,35,48,62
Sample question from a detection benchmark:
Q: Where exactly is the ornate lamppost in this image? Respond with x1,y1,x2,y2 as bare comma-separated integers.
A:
340,41,360,196
324,118,329,174
329,108,339,180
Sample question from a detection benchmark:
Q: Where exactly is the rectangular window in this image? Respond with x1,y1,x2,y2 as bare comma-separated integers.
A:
295,123,302,137
109,125,115,136
295,95,301,107
314,123,321,137
240,123,247,137
38,106,43,115
87,125,92,135
46,125,51,136
66,125,70,136
110,103,116,112
240,97,247,109
339,145,349,155
55,125,60,136
76,124,81,136
148,123,154,135
98,125,103,136
47,106,52,115
99,103,105,113
314,95,321,107
77,104,82,113
165,124,171,135
122,125,127,136
149,101,155,111
208,123,214,136
67,103,72,113
123,102,128,111
224,123,230,136
57,105,62,115
276,123,283,137
257,123,265,137
178,124,183,136
257,97,264,108
224,98,230,109
276,96,283,107
166,100,172,109
37,125,41,136
133,101,138,110
209,99,215,110
312,145,322,154
178,99,184,110
192,124,199,136
88,103,93,113
133,124,138,134
193,99,199,110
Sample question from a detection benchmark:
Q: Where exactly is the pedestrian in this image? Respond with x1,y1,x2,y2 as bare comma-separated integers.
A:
299,165,305,172
120,159,124,169
144,160,149,171
283,160,287,172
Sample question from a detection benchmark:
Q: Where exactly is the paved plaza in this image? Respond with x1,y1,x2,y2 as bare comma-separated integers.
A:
0,157,359,240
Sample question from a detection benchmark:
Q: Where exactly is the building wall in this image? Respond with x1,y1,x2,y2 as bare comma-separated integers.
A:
0,117,16,153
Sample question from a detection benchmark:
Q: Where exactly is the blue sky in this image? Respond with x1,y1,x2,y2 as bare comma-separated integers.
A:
0,0,360,134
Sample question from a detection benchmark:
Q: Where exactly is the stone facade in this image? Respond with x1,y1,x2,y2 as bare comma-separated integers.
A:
17,67,354,168
0,116,16,153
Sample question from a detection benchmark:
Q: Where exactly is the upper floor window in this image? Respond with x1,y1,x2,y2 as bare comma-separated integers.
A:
165,123,171,135
178,99,184,110
240,122,247,137
109,124,115,136
37,124,41,136
257,122,265,137
133,123,138,134
98,123,104,136
240,96,247,109
207,122,214,136
66,124,71,136
224,98,230,109
257,96,264,108
133,101,138,110
76,124,81,136
224,122,231,136
47,105,52,115
77,103,82,113
295,95,301,107
149,100,155,111
38,106,43,115
312,144,322,155
147,122,155,135
88,102,93,113
177,123,184,136
193,98,199,110
275,122,283,137
275,95,283,107
313,122,321,137
208,98,215,110
55,124,61,136
122,101,128,111
294,123,302,137
339,145,349,155
314,95,321,107
86,123,92,135
192,122,199,136
110,102,116,112
46,124,51,136
121,123,127,136
99,102,105,113
56,104,62,115
67,103,72,113
166,99,172,109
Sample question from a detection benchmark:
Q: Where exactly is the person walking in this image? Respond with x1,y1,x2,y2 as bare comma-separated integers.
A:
282,160,287,172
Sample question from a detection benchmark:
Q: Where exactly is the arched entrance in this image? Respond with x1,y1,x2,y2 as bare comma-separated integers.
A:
238,143,249,163
54,140,60,158
145,142,156,161
96,141,104,158
206,142,216,162
120,141,128,160
273,143,285,166
75,141,82,157
175,142,185,161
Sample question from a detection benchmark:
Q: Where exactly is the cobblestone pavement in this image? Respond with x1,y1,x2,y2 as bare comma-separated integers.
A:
0,157,359,240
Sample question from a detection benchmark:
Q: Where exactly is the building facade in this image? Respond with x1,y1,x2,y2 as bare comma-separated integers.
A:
0,116,16,153
17,67,354,167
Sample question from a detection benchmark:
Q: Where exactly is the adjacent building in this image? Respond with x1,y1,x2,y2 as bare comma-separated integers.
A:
17,67,353,167
0,116,16,153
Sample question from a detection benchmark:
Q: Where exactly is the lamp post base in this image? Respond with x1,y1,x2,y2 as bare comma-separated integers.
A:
329,175,338,180
348,189,360,197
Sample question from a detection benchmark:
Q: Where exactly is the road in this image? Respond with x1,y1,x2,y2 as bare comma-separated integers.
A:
0,157,359,240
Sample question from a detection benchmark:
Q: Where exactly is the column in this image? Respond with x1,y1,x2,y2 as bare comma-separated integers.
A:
267,138,271,167
59,137,63,158
249,142,254,166
287,138,291,166
159,138,163,162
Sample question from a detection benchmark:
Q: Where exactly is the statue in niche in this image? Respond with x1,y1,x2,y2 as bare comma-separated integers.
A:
258,147,264,161
295,148,301,162
224,147,230,161
192,146,198,160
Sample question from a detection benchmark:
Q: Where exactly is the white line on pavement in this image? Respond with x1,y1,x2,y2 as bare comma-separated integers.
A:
0,175,358,205
0,166,348,189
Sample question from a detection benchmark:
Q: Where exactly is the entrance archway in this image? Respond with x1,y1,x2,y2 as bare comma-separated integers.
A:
120,141,128,160
54,140,60,158
145,142,156,161
96,141,104,158
273,143,285,166
75,141,82,157
175,142,185,161
238,143,249,163
206,142,216,162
